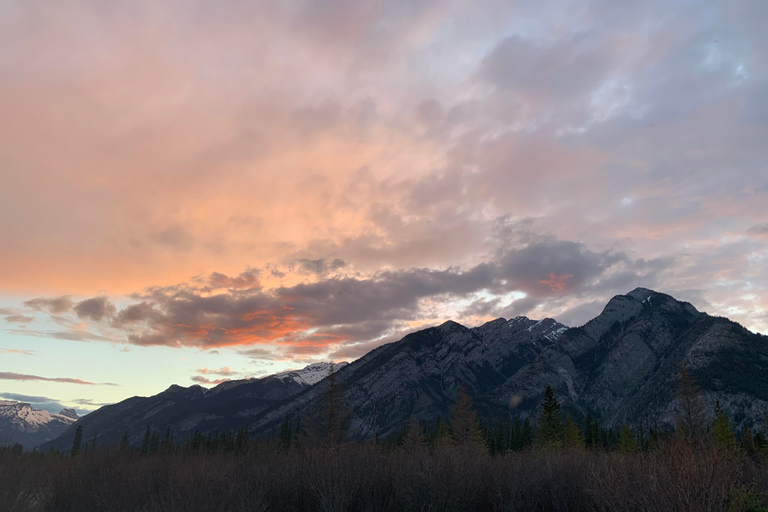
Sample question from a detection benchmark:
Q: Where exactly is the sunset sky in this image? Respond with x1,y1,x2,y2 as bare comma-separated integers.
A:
1,0,767,415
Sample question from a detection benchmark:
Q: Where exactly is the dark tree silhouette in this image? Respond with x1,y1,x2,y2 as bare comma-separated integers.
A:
675,364,708,446
535,386,564,448
448,386,485,452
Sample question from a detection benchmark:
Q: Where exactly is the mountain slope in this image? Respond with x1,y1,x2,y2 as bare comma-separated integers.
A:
0,401,78,449
248,316,568,438
40,362,347,451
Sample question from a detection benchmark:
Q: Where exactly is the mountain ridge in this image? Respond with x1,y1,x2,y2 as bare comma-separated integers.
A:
40,288,768,450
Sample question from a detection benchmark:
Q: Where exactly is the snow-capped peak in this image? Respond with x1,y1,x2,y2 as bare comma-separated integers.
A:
274,361,349,387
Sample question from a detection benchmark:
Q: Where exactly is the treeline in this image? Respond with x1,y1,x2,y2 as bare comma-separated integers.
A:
3,367,768,511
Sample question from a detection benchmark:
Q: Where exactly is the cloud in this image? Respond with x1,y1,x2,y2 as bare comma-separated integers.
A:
73,296,116,322
23,297,73,315
190,375,231,385
196,366,236,376
3,314,35,323
748,223,768,238
0,348,35,355
0,372,117,386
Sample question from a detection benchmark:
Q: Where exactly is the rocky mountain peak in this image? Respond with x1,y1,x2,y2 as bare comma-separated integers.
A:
59,408,78,420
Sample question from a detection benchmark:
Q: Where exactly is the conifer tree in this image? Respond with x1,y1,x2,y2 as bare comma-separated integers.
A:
675,364,708,446
448,386,486,452
648,422,660,451
402,415,427,452
303,366,350,447
742,423,756,455
119,432,131,451
279,416,293,450
70,425,83,457
495,419,507,454
140,425,152,454
521,418,533,448
511,416,522,451
433,416,452,448
535,386,564,448
713,400,737,451
618,424,637,453
563,416,585,449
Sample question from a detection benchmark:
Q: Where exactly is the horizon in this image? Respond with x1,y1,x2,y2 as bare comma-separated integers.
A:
1,0,766,416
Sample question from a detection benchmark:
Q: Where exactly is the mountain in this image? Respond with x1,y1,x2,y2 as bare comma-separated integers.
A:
487,288,768,430
39,362,347,451
42,288,768,449
248,316,568,438
0,400,78,449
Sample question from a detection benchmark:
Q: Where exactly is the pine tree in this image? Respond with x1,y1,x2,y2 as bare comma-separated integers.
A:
618,424,637,453
511,417,522,451
401,415,427,452
448,386,486,452
648,422,660,451
140,425,152,455
119,432,131,451
742,423,756,455
535,386,564,448
563,416,585,449
70,425,83,457
433,417,452,448
303,366,350,447
713,400,737,451
495,419,507,454
521,418,533,449
279,416,293,450
675,364,708,446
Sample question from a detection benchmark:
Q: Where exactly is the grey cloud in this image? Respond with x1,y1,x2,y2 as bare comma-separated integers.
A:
480,34,616,100
9,329,113,342
748,223,768,238
74,296,116,322
3,314,34,323
238,348,279,360
293,258,346,276
150,225,195,250
0,372,117,386
23,296,73,314
0,392,69,415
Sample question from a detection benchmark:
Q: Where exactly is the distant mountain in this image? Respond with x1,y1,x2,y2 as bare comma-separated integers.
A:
42,288,768,450
40,362,347,451
0,400,78,449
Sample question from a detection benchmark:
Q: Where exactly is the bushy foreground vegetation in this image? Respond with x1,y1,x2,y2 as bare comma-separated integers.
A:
4,367,768,511
4,440,768,512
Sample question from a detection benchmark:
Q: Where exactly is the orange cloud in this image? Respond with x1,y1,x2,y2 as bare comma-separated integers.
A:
538,273,574,291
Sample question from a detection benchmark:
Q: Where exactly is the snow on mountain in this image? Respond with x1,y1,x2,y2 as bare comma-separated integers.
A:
0,400,78,449
274,361,349,386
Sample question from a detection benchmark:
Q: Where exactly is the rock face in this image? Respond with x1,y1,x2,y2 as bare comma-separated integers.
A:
0,401,77,449
42,288,768,449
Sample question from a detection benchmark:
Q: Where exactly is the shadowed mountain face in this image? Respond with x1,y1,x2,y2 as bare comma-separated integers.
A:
42,288,768,450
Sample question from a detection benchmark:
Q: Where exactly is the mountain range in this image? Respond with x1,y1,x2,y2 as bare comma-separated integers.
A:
39,287,768,451
0,400,78,449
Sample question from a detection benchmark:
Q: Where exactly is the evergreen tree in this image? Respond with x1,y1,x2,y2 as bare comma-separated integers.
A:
433,417,452,448
742,423,756,455
494,419,507,454
521,418,533,449
401,415,427,452
713,400,737,451
584,413,595,447
535,386,564,448
140,425,152,454
511,417,522,451
563,416,585,449
448,386,486,452
70,425,83,457
303,366,350,447
279,416,293,450
618,424,637,453
675,364,708,446
119,432,131,451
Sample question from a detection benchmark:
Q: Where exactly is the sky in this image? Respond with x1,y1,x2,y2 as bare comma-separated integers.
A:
1,0,767,415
